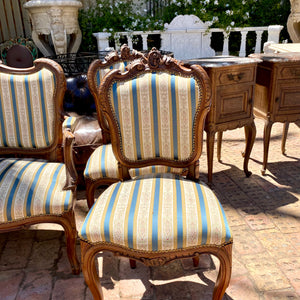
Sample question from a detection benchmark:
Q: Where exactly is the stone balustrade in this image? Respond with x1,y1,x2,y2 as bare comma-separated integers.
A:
93,15,283,60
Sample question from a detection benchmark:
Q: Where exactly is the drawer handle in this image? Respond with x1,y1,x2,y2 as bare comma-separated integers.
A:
227,72,244,82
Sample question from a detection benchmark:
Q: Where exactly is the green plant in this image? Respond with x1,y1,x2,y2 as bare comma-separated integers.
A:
79,0,163,52
78,0,291,52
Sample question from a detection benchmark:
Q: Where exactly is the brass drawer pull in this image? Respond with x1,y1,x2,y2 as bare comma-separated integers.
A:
227,72,245,82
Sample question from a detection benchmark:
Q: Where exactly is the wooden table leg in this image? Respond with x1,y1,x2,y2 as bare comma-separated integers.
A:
207,130,215,183
217,131,223,162
243,121,256,177
262,119,273,175
281,122,289,155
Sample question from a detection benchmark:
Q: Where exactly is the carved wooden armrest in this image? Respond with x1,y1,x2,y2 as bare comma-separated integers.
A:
63,129,78,190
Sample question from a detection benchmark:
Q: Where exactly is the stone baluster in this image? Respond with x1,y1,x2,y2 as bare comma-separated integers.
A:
239,30,248,57
267,25,283,43
114,34,121,50
141,34,148,51
222,32,229,56
255,30,264,53
93,32,111,51
127,35,133,50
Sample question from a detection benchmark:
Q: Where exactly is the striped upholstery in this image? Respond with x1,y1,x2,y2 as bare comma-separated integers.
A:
109,72,202,162
0,69,56,149
79,173,232,251
84,144,186,181
62,116,78,132
96,61,129,86
0,158,72,223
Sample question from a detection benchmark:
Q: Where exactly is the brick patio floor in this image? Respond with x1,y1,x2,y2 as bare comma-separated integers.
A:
0,118,299,300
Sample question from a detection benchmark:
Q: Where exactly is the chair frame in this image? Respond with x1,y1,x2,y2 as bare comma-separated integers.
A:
0,58,80,274
81,49,232,299
85,44,145,208
87,44,145,144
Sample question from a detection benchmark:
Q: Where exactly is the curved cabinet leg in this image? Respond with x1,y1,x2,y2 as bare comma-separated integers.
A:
281,122,289,155
206,130,216,184
262,120,273,175
217,131,223,162
243,122,256,178
213,243,232,300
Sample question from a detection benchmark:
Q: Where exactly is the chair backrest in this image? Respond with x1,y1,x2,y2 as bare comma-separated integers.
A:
0,58,66,161
87,44,144,143
98,48,212,179
6,44,34,68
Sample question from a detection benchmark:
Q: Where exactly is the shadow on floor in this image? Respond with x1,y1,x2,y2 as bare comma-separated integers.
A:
207,160,299,216
97,251,234,300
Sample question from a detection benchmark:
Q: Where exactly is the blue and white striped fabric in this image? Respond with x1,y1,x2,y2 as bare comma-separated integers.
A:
0,68,56,149
83,144,186,181
79,173,232,251
62,116,78,132
96,61,129,86
109,71,202,162
0,158,72,223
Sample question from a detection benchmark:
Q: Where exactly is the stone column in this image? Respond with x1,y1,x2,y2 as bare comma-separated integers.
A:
93,32,111,52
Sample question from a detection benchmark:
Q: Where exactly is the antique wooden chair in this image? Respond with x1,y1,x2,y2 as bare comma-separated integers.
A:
79,49,233,299
84,44,186,209
0,58,80,275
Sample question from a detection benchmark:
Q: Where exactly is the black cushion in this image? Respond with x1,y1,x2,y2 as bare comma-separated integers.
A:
64,74,96,115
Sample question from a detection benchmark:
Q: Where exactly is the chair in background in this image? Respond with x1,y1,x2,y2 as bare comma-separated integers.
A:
0,37,37,66
0,58,80,274
6,44,34,68
79,49,233,299
84,44,187,209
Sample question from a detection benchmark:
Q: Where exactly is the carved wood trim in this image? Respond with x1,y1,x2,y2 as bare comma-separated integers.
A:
81,240,232,300
98,48,212,174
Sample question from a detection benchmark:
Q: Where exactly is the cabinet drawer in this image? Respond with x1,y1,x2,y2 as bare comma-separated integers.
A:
278,65,300,79
216,66,255,86
215,84,253,124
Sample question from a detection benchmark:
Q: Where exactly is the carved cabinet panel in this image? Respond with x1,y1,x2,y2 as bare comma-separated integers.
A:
203,63,257,130
273,79,300,117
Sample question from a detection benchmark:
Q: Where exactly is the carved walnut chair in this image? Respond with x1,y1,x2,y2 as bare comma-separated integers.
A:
0,58,80,275
84,44,186,209
79,49,233,300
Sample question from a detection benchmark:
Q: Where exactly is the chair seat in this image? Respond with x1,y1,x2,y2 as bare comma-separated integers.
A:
0,158,73,223
79,173,232,252
83,144,187,181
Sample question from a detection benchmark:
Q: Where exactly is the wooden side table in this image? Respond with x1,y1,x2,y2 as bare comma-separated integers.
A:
249,53,300,174
185,57,260,183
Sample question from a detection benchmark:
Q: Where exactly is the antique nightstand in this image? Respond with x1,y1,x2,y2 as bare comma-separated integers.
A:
249,52,300,174
185,57,261,183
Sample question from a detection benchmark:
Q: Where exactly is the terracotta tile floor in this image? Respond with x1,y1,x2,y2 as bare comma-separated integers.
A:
0,118,299,300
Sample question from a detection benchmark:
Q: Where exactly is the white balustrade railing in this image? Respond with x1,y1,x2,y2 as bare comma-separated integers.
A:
93,15,283,60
